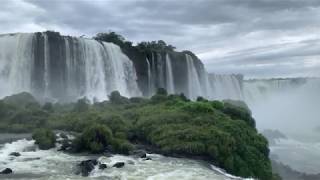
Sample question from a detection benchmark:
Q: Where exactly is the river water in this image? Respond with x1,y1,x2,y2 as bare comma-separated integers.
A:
0,134,251,180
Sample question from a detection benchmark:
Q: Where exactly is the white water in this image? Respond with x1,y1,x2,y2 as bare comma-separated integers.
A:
43,33,50,98
165,53,175,94
208,74,243,100
0,33,34,98
186,54,202,100
146,57,154,96
0,33,141,101
0,138,250,180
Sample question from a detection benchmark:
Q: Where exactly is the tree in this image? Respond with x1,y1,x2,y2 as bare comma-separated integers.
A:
94,32,132,48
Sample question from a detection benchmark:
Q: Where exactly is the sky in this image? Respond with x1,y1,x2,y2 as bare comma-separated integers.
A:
1,0,320,78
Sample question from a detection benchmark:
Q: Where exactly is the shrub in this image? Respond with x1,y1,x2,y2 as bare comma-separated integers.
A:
109,91,129,104
112,138,133,155
210,101,224,110
74,124,113,153
223,101,255,127
182,102,214,114
32,128,56,150
73,98,90,112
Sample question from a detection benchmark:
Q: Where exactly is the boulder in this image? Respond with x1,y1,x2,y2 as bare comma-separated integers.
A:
0,168,13,174
59,133,68,139
77,159,98,176
112,162,125,168
130,150,147,158
9,152,21,157
58,139,72,151
99,164,107,170
144,157,152,161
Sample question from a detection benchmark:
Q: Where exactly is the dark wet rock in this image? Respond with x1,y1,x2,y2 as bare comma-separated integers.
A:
58,139,72,151
144,157,152,161
99,164,107,170
77,159,98,176
130,150,147,158
59,133,68,139
112,162,125,168
9,152,21,157
0,168,13,174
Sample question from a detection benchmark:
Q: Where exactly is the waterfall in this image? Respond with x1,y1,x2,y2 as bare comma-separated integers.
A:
208,74,243,100
156,53,165,88
243,78,306,103
186,54,202,100
146,57,155,96
0,32,141,102
165,53,175,94
103,42,140,97
42,33,50,98
0,33,34,98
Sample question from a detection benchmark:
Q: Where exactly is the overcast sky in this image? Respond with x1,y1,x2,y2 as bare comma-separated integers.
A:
1,0,320,78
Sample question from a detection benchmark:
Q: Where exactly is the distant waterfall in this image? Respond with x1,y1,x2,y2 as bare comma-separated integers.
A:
186,54,202,100
165,53,175,94
243,78,307,103
208,74,243,100
0,32,141,102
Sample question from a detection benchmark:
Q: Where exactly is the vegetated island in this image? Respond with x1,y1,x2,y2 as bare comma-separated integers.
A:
0,89,280,180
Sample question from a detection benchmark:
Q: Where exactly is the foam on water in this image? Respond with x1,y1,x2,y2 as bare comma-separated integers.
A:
0,138,251,180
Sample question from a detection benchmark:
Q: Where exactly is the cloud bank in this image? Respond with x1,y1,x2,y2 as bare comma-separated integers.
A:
1,0,320,78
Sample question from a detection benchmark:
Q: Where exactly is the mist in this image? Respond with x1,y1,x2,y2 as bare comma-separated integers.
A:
244,78,320,139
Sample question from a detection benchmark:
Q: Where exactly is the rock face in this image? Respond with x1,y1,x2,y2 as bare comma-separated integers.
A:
77,159,98,177
122,47,209,99
0,168,13,174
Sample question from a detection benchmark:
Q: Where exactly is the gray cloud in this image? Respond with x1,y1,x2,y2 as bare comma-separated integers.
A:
1,0,320,78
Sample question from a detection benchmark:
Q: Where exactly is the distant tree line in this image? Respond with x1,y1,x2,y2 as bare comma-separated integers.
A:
93,31,176,52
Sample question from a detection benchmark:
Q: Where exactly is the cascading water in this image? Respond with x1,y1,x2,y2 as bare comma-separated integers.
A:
0,32,141,102
165,53,175,94
186,54,202,100
43,33,50,98
208,74,243,100
0,33,34,98
157,53,165,88
146,57,154,96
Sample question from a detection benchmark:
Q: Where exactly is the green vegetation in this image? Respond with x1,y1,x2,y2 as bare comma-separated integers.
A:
0,91,278,179
73,124,113,153
32,128,56,150
93,31,176,52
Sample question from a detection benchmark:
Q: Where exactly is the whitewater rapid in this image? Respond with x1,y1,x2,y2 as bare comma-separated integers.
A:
0,136,252,180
